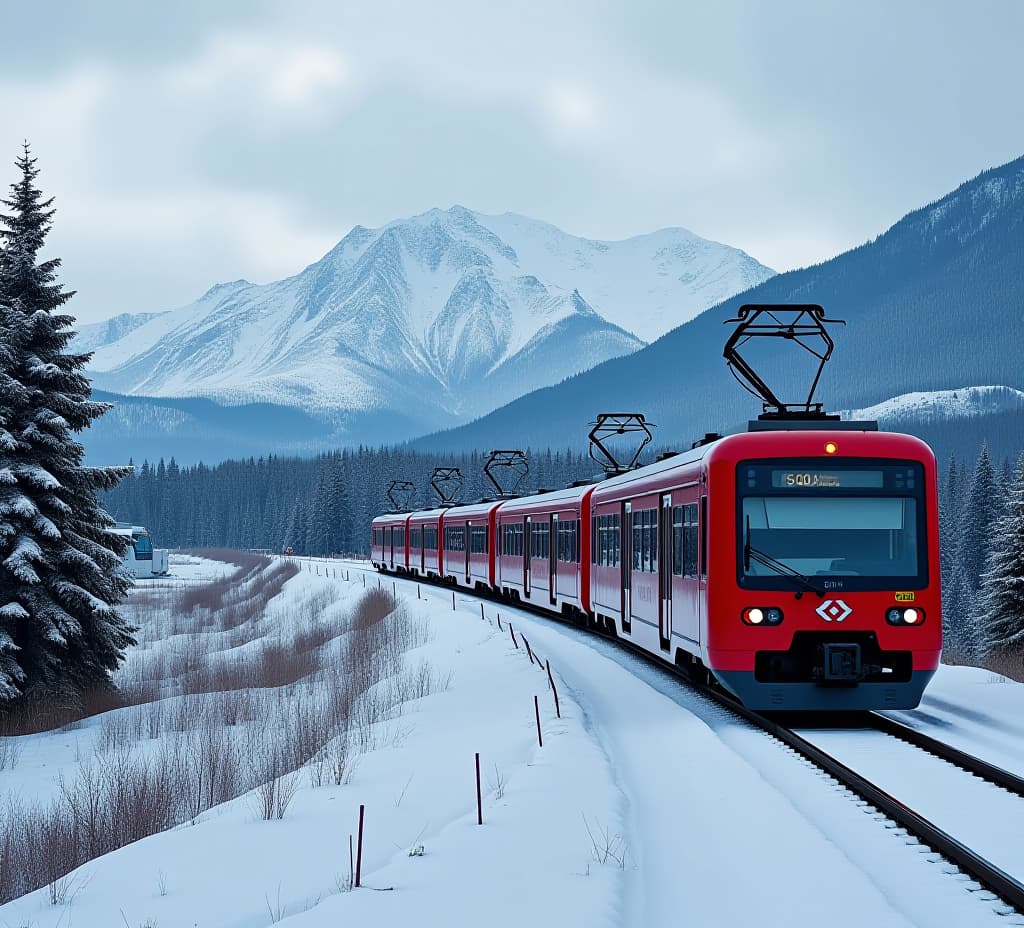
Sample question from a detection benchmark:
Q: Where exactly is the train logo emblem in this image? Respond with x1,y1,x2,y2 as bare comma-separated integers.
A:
816,599,852,623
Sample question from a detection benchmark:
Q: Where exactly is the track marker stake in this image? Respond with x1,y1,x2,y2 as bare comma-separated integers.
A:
509,624,519,649
355,804,365,888
475,753,483,825
546,659,561,718
523,635,536,665
534,695,543,747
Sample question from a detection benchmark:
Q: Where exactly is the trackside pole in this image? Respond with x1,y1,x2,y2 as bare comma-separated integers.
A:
349,834,354,889
480,603,485,620
534,695,543,747
452,591,456,610
522,635,536,665
355,805,365,888
546,659,561,718
497,613,503,630
475,753,483,825
509,624,519,649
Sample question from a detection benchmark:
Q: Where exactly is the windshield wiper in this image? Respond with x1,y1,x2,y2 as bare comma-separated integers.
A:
744,516,823,599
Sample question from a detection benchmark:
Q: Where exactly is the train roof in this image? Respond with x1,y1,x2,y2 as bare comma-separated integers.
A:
593,423,935,496
493,482,595,514
438,499,505,519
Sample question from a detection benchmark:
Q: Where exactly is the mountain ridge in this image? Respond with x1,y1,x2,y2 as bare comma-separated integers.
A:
76,206,773,450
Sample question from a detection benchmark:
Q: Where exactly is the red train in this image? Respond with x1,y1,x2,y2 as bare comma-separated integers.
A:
371,424,941,711
371,305,942,710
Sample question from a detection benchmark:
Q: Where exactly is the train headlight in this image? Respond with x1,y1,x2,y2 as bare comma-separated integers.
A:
886,607,925,626
742,607,783,626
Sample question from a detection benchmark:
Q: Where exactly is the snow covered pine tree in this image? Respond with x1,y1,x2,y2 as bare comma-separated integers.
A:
0,144,135,706
979,453,1024,662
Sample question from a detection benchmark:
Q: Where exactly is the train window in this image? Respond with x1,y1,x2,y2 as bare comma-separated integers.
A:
672,506,683,575
557,520,579,563
684,504,698,578
502,523,524,557
395,529,405,548
471,525,488,554
612,514,620,567
424,527,438,550
411,528,421,549
648,509,658,572
633,511,642,570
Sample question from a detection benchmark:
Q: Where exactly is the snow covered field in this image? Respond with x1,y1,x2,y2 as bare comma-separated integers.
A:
2,554,1023,928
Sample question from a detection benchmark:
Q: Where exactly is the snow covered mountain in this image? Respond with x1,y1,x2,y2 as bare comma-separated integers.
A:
843,386,1024,424
76,207,773,446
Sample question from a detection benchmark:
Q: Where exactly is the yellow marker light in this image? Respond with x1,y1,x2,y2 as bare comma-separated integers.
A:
824,441,838,455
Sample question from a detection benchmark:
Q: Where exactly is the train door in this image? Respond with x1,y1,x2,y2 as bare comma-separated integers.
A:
659,494,672,651
550,515,558,606
699,494,708,642
387,527,394,569
524,516,532,597
465,520,471,585
620,501,631,634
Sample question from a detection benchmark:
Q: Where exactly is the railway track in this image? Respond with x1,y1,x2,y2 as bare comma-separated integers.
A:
718,694,1024,913
343,559,1024,916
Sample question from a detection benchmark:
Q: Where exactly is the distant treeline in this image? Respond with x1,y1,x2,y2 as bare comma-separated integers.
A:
102,447,601,557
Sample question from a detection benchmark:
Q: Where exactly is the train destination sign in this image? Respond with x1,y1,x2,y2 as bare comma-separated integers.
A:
771,469,885,489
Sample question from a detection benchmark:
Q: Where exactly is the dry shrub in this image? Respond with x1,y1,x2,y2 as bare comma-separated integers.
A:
0,580,446,904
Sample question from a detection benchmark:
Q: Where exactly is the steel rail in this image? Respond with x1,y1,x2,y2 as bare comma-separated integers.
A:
867,712,1024,798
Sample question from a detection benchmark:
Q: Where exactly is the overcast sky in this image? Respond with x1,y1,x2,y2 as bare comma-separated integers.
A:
3,0,1023,323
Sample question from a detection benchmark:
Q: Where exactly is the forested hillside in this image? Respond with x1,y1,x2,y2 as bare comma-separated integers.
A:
102,447,601,556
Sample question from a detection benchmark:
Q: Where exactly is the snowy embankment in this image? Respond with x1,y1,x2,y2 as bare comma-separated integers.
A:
2,555,1024,928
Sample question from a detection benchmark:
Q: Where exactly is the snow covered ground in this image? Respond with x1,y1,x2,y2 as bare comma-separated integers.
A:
2,555,1023,927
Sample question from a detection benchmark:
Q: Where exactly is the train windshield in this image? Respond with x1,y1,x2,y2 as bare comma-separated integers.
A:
737,460,927,589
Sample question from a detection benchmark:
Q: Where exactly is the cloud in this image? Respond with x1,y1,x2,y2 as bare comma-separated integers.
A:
163,31,352,118
52,186,342,321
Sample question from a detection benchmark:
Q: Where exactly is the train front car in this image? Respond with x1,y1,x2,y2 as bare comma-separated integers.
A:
705,428,941,711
